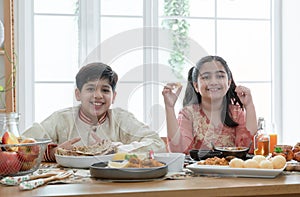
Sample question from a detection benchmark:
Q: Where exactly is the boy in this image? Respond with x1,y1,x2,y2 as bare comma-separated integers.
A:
22,62,166,161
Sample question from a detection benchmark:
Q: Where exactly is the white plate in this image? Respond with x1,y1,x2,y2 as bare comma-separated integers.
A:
186,163,286,178
55,154,115,168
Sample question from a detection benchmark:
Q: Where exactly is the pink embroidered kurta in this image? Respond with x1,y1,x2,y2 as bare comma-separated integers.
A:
169,104,254,154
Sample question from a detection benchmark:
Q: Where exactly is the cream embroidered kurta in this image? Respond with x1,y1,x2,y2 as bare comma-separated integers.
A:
22,106,166,153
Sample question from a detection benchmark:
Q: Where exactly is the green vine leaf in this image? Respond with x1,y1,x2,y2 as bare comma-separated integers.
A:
162,0,190,79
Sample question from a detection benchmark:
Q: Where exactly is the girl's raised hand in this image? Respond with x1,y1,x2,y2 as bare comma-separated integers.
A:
162,83,182,108
235,85,253,108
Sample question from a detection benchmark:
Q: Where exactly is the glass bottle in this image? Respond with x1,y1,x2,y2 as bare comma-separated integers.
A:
268,123,278,153
0,112,20,138
254,117,270,156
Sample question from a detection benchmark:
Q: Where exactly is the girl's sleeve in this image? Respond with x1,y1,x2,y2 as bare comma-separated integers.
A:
234,110,255,153
168,107,194,154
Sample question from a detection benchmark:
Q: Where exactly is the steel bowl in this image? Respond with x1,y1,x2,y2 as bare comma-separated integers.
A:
189,149,223,161
213,146,249,159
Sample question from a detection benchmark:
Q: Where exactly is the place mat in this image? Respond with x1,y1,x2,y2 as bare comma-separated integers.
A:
34,163,300,185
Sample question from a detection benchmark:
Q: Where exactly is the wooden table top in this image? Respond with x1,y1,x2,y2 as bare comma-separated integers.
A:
1,172,300,197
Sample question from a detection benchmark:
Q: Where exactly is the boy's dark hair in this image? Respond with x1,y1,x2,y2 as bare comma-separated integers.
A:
76,62,118,91
183,55,243,127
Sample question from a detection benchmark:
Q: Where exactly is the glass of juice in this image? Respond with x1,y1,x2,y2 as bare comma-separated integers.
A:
269,133,277,153
268,123,277,153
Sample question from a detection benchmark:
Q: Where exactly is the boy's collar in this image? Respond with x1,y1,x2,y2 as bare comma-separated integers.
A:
78,107,107,125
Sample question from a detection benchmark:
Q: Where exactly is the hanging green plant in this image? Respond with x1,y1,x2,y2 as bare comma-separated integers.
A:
161,0,190,79
0,48,17,108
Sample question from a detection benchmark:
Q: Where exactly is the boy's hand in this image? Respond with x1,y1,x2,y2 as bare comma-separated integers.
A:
58,137,81,150
90,132,112,145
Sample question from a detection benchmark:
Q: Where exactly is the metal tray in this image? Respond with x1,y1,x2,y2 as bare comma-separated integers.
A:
90,161,168,180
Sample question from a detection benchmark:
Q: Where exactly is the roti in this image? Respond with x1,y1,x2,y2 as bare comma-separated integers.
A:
56,140,117,156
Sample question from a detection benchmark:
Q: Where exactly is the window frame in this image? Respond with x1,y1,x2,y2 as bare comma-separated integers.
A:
16,0,282,142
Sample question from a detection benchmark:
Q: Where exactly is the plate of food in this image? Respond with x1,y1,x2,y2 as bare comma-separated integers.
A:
90,157,168,181
186,163,286,178
186,155,287,178
55,154,115,168
55,141,117,168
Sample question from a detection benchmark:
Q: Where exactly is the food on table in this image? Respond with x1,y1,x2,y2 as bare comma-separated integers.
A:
292,142,300,161
108,160,129,168
270,155,286,169
108,157,165,168
18,138,40,162
244,159,259,168
20,160,37,171
294,151,300,162
293,142,300,152
224,155,236,161
1,131,19,151
229,155,286,169
0,151,22,175
198,154,287,170
126,157,165,168
285,162,300,171
252,155,266,164
259,160,273,169
0,135,42,175
112,152,147,160
56,140,117,156
229,158,244,168
17,138,41,172
272,145,293,161
197,157,229,166
223,147,247,151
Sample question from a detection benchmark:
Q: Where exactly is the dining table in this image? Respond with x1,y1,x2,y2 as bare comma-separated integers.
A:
1,162,300,197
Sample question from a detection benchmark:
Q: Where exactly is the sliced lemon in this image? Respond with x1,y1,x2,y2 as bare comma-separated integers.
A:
113,152,127,160
108,160,129,168
113,152,147,161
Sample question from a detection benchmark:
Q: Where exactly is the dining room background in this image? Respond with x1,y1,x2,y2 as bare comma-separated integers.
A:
1,0,299,145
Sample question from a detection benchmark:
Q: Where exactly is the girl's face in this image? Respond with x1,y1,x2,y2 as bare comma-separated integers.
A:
193,60,231,101
75,79,116,121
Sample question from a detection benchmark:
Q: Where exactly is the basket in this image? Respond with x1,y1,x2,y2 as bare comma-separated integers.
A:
0,138,51,177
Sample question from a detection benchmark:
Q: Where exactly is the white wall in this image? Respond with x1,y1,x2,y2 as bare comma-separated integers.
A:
282,0,300,144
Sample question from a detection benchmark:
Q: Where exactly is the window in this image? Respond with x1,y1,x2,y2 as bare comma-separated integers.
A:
18,0,278,140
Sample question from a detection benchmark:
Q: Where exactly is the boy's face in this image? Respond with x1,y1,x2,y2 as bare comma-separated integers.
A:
75,78,116,121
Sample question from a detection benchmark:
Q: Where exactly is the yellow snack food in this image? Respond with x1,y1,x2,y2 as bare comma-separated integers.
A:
259,160,273,169
229,158,244,168
271,155,286,169
244,159,259,168
252,155,266,164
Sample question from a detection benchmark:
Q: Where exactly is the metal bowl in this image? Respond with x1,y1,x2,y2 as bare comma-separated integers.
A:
189,149,223,161
211,142,251,159
213,146,249,159
0,138,51,177
90,161,168,180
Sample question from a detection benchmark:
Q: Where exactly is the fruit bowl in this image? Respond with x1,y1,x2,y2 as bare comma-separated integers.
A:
0,138,51,177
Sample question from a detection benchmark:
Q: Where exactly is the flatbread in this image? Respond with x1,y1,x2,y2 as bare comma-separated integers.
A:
56,140,117,156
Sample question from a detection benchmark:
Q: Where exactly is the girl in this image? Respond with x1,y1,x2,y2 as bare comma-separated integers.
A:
162,56,257,154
